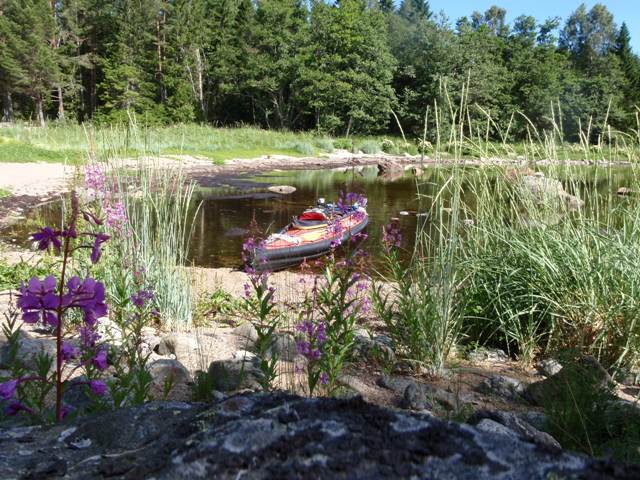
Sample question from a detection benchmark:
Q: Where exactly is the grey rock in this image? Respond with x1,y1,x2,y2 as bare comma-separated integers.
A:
402,383,431,411
267,185,296,195
95,317,122,346
526,355,611,406
479,375,526,402
268,333,297,362
207,355,264,392
520,174,584,210
520,410,547,431
140,327,161,351
149,359,192,387
62,376,113,415
475,418,519,440
466,347,508,363
354,334,396,364
378,375,475,412
0,335,56,370
0,394,638,479
156,333,199,363
536,358,563,377
469,410,561,450
232,322,258,346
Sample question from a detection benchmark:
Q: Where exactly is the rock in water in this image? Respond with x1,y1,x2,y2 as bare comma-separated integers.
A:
0,393,638,479
267,185,296,195
617,187,635,196
518,173,584,210
377,160,404,181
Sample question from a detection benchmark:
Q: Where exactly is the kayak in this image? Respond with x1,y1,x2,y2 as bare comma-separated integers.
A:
250,200,368,270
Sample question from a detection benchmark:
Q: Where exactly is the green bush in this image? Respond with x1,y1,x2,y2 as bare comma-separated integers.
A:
542,354,640,463
293,141,314,156
314,138,334,152
357,140,380,154
333,138,353,150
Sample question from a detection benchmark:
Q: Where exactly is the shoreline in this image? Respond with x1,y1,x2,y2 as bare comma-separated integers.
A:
0,150,631,229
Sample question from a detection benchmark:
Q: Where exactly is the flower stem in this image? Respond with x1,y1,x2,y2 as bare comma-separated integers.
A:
54,234,71,422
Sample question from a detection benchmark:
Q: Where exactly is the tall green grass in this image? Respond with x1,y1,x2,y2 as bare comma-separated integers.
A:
0,123,343,164
93,128,200,329
378,82,640,376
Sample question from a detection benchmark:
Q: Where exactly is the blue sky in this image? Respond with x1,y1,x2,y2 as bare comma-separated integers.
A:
426,1,639,53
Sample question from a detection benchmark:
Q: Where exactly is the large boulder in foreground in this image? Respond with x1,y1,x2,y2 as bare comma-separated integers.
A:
0,393,637,479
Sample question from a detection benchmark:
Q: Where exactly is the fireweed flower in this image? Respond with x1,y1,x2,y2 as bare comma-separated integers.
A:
104,201,128,233
382,222,402,252
89,380,108,396
90,234,110,264
61,342,80,361
79,326,101,349
64,276,108,326
327,218,344,248
60,404,73,419
130,289,154,307
17,276,60,326
92,350,108,371
295,320,326,361
84,164,106,198
31,227,62,252
0,379,18,400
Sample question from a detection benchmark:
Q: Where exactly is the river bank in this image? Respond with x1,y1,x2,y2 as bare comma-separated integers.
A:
1,148,632,230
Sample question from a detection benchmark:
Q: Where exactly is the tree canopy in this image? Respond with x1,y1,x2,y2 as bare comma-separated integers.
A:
0,1,638,139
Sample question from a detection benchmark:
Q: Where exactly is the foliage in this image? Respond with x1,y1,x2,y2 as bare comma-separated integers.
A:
0,254,59,291
241,238,280,390
193,288,239,326
542,354,640,463
373,204,466,377
0,192,112,422
0,1,638,140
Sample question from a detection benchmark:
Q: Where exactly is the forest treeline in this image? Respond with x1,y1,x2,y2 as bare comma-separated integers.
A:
1,0,639,141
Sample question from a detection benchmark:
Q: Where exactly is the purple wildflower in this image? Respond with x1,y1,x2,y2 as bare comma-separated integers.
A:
90,233,110,264
130,290,154,308
89,380,108,396
84,164,106,197
319,372,329,385
295,319,326,362
382,222,402,252
104,201,128,232
3,400,34,416
337,192,367,213
61,342,80,361
92,350,108,371
0,379,18,400
60,404,73,419
64,276,108,325
31,227,62,252
79,326,101,348
17,276,60,326
327,218,344,248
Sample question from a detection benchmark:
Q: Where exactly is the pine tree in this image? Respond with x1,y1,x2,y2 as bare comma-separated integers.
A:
0,7,26,121
615,23,640,115
299,0,396,134
244,0,307,129
99,0,162,123
2,0,60,126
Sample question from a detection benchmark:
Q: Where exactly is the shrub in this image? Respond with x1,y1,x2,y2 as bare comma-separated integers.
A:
293,141,314,156
357,140,380,154
381,138,395,153
314,138,334,153
542,354,640,463
333,138,353,150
